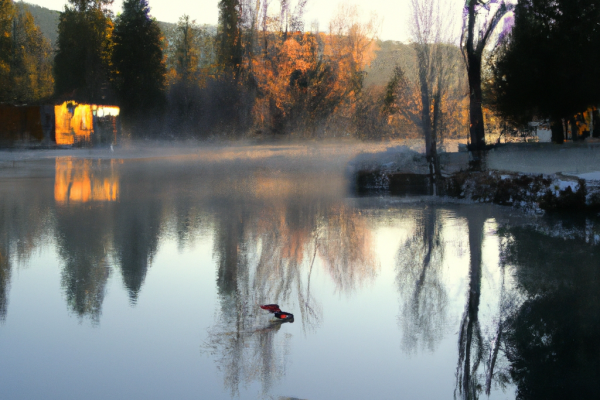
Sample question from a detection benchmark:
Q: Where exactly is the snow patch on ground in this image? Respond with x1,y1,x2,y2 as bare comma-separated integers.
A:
570,171,600,181
555,180,580,193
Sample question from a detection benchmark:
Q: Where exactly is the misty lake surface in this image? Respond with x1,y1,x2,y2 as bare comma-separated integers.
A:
0,145,599,400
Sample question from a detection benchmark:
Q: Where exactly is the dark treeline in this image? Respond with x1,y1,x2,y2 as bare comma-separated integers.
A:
4,0,598,144
485,0,600,143
1,0,472,142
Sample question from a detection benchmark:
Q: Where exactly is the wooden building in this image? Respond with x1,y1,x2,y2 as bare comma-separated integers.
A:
0,102,120,147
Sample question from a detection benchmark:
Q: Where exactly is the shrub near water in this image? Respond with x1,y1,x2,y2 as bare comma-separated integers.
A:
448,171,592,213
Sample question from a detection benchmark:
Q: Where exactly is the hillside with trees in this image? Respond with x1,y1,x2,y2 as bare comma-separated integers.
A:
3,0,534,152
0,0,473,153
5,0,599,148
0,0,54,104
16,2,60,48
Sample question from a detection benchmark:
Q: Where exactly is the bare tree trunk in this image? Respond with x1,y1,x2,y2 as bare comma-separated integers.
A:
418,51,434,160
551,116,565,143
468,53,485,150
431,65,444,180
570,116,579,141
411,0,448,184
464,1,485,151
456,209,486,400
462,1,513,150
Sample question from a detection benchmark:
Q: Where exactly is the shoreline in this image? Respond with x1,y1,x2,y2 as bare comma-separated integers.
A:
3,141,600,214
348,143,600,214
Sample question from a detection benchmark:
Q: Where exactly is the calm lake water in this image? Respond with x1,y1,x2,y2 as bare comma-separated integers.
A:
0,152,598,400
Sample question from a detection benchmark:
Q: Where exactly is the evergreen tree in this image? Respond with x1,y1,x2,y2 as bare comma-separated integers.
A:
0,1,54,103
54,0,114,103
11,8,54,102
15,3,61,48
217,0,242,76
69,0,114,13
0,0,16,102
169,15,201,84
491,0,600,142
113,0,166,116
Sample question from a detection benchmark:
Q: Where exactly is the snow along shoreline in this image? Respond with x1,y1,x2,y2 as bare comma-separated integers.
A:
348,143,600,214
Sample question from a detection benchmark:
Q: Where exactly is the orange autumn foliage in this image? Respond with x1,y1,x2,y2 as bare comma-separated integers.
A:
248,4,379,134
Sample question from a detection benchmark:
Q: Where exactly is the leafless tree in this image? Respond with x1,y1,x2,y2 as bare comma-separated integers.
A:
409,0,457,182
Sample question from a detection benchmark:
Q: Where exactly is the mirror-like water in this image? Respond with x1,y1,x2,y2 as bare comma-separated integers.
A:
0,154,598,400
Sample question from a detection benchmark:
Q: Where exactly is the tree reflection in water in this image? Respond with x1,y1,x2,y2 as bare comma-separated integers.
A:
394,205,517,399
0,244,9,321
5,156,600,398
52,158,123,323
455,208,487,400
396,206,448,353
393,204,517,399
113,198,162,304
55,205,113,324
319,205,378,295
0,205,14,321
204,190,377,396
501,226,600,400
453,207,520,400
0,175,54,321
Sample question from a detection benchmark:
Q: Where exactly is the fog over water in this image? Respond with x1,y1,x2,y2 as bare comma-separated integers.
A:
0,143,599,399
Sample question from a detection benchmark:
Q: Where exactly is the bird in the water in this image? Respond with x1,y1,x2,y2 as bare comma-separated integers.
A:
260,304,294,322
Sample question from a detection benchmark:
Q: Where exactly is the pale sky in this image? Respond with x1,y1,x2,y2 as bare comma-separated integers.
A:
24,0,465,42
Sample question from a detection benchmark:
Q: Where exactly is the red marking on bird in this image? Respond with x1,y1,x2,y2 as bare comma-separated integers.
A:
260,304,281,313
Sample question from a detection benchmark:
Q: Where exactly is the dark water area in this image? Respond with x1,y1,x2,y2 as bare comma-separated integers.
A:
0,156,599,399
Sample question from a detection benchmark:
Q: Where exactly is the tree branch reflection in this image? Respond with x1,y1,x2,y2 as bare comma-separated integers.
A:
455,209,486,400
205,190,377,395
397,206,448,353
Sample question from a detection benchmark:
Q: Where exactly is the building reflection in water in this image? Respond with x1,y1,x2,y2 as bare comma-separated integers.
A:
53,157,121,323
54,157,120,204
